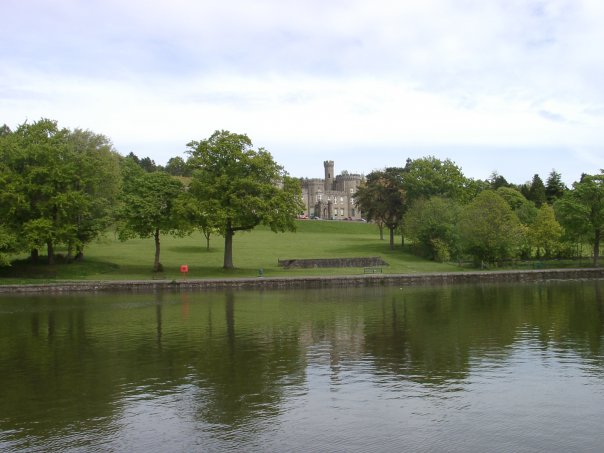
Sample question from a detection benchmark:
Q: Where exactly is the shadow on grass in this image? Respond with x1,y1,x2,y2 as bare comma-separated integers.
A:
0,257,120,280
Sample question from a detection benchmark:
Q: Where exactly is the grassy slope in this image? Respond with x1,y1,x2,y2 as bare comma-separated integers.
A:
0,220,462,283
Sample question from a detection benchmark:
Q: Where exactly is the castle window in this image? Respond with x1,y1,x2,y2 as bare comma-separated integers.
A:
340,197,344,202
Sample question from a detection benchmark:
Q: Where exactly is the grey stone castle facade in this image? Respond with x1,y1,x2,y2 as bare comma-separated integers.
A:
300,161,364,220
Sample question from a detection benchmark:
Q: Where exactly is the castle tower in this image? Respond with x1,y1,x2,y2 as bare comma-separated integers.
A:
324,160,334,192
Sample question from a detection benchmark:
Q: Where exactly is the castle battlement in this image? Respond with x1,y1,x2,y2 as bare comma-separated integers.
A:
335,174,363,181
300,161,364,220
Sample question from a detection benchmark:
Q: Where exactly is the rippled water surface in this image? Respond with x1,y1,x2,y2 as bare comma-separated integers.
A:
2,281,604,452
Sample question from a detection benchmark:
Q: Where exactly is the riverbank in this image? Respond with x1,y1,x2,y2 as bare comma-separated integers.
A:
1,268,603,293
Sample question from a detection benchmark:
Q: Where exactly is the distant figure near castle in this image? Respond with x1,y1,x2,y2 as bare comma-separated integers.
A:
300,161,364,220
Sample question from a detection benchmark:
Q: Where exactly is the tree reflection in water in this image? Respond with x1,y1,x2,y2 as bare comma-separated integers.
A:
1,281,604,451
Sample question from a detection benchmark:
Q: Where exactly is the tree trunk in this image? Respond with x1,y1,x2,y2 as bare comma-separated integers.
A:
203,229,211,251
224,220,234,269
379,224,384,240
75,245,84,261
594,229,600,267
389,227,395,250
47,240,54,265
30,248,39,264
153,227,162,272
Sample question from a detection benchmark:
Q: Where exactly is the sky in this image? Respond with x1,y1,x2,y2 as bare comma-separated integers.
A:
2,0,604,185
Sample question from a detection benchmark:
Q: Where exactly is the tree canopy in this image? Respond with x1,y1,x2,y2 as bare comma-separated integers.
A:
403,156,473,202
527,174,547,207
545,170,567,203
458,190,524,266
556,173,604,266
186,130,304,269
528,203,563,258
0,119,121,263
404,196,461,262
116,162,185,272
354,167,406,250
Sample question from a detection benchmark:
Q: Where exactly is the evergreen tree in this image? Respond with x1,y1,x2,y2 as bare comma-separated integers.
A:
545,170,567,203
527,174,547,207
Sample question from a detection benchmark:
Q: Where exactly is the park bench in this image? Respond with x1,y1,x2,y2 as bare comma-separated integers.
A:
363,267,383,274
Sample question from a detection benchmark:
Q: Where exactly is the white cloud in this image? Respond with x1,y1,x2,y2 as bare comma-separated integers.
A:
2,0,604,183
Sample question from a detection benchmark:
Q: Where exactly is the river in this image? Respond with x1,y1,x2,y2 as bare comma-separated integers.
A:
1,280,604,452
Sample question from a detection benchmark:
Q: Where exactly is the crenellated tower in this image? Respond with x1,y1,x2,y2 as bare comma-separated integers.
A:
300,160,364,220
324,160,334,191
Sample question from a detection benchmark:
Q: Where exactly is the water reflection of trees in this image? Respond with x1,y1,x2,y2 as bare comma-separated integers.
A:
363,282,604,385
190,290,306,427
0,290,308,446
2,281,604,447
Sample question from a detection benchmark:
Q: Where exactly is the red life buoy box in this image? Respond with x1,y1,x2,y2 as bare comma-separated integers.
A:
180,264,189,273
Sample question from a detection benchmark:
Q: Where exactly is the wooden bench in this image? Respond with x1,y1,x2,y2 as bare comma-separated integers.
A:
363,267,383,274
151,272,167,280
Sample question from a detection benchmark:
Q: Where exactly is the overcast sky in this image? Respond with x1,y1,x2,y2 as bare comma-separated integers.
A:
3,0,604,185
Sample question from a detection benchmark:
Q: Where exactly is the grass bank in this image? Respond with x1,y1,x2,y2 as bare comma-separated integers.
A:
1,220,463,283
0,220,591,284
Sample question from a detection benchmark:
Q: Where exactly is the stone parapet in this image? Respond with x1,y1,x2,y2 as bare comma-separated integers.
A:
1,268,604,294
278,257,387,268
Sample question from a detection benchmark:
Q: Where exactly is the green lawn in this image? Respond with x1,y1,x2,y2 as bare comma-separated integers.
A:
0,220,470,283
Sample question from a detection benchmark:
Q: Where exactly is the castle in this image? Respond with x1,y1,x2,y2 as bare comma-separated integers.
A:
300,161,364,220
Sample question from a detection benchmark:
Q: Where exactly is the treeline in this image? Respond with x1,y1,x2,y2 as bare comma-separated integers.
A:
124,152,192,177
2,118,603,272
0,119,303,270
355,157,604,267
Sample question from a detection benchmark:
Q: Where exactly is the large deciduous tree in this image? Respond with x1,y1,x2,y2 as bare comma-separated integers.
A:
174,191,217,251
186,130,304,270
0,119,121,264
404,196,461,262
116,162,185,272
165,156,191,177
496,186,538,226
354,167,406,250
458,190,524,267
63,128,122,259
556,174,604,267
528,203,563,258
403,156,473,202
